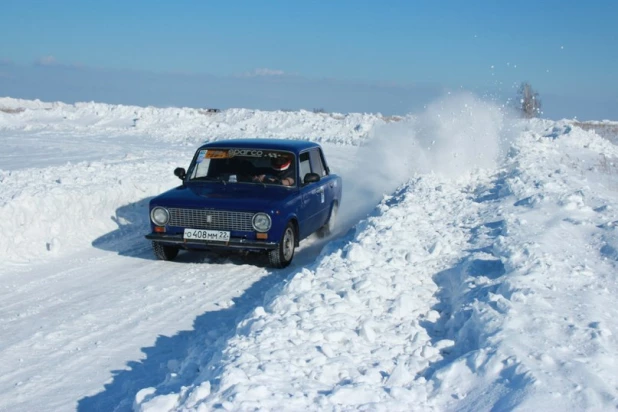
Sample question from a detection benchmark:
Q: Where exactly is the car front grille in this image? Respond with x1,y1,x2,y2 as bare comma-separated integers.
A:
168,208,254,231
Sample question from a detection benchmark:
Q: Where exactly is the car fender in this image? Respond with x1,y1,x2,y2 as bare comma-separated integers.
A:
269,208,299,243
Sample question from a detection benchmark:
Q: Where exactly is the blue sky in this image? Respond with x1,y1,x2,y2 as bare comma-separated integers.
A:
1,0,617,119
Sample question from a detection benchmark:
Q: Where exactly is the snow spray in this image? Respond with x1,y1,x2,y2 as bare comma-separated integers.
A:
337,92,517,230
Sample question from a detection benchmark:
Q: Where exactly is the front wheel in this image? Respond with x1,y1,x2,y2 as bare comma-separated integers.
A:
268,222,296,268
153,241,179,261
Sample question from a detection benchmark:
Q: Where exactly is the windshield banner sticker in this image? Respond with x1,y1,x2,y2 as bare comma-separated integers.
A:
201,148,288,160
205,150,229,159
228,149,264,158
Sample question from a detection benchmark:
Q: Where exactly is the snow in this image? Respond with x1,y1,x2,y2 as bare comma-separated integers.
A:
0,97,385,148
1,95,618,411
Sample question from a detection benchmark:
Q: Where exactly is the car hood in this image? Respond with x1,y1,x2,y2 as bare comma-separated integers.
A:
151,182,295,211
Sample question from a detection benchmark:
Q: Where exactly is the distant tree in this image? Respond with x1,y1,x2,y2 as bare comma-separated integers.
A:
518,82,542,118
312,108,326,114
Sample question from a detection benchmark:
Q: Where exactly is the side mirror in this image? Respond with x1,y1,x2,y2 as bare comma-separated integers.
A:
303,172,320,185
174,167,186,180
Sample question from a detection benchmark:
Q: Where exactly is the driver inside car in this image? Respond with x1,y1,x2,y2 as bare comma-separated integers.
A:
253,154,295,186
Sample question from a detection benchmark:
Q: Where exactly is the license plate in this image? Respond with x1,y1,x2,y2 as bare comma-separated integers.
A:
183,229,230,242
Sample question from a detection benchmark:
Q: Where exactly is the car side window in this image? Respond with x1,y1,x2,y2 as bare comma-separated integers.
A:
192,159,210,178
309,149,326,176
299,152,312,183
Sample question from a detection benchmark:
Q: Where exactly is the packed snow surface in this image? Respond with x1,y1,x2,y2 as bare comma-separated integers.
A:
1,95,617,411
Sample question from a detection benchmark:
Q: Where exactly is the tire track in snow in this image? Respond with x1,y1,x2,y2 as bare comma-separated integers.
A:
418,171,533,410
417,123,618,410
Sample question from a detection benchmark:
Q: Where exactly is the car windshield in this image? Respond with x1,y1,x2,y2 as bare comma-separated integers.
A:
187,148,297,187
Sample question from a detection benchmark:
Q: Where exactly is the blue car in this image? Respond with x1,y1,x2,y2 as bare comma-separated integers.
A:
145,139,342,267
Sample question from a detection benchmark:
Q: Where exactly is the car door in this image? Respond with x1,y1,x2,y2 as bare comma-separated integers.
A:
298,151,324,238
308,148,333,226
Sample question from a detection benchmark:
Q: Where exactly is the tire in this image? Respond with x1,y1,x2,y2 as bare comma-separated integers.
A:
153,241,179,261
268,222,296,268
317,202,338,238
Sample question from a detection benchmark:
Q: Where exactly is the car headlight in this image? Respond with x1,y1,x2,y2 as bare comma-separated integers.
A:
151,207,170,226
252,213,272,232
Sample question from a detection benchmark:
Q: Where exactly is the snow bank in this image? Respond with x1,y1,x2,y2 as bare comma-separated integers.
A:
0,153,181,264
0,97,387,146
465,120,618,410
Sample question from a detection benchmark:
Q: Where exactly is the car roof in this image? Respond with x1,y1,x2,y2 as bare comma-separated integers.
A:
199,138,320,154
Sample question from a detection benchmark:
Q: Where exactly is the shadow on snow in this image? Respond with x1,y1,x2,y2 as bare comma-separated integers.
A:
91,196,156,260
77,270,282,411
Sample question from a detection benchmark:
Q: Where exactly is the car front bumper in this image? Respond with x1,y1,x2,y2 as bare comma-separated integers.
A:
145,233,278,250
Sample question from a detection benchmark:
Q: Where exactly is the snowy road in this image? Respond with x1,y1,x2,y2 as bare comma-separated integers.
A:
1,233,326,411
